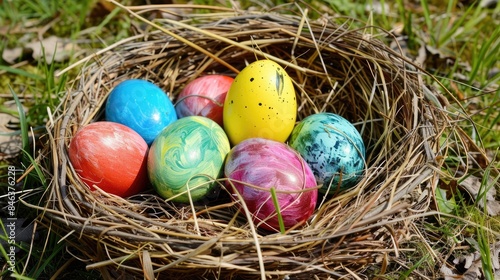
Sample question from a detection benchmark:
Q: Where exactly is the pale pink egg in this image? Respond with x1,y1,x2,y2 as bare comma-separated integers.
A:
175,75,233,126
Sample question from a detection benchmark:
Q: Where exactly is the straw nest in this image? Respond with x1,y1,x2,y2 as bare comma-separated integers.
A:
30,3,489,279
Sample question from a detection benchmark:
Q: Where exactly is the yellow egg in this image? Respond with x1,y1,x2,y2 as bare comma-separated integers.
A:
223,60,297,145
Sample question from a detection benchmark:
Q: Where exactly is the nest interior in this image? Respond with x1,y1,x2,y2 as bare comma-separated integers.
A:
29,5,477,280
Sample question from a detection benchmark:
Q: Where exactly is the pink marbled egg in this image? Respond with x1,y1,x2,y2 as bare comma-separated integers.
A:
175,75,233,126
224,138,318,231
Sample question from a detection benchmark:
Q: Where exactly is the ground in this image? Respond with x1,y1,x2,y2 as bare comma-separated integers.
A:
0,0,499,279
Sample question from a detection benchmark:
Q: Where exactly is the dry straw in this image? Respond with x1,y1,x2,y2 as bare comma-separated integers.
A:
26,2,491,279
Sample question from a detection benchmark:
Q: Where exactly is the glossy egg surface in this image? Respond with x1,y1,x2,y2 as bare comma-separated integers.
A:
223,60,297,145
225,138,317,231
148,116,230,203
288,112,365,193
175,75,233,126
68,121,149,197
105,79,177,145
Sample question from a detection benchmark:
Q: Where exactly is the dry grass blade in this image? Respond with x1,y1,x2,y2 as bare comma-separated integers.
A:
22,3,495,279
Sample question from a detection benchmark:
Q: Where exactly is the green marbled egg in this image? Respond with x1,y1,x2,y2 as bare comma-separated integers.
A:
147,116,230,202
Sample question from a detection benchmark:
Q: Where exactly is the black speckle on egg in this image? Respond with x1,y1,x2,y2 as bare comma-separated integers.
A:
333,141,340,149
230,100,234,104
244,106,248,109
250,77,254,82
258,103,262,106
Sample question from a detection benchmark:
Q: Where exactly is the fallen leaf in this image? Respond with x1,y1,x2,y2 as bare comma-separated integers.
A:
442,241,500,279
98,0,117,12
425,45,456,72
2,35,78,64
440,265,459,280
0,103,26,160
415,44,427,67
89,0,117,18
365,1,390,15
28,35,78,63
1,47,25,64
436,186,457,214
459,175,500,216
450,80,465,101
481,0,498,8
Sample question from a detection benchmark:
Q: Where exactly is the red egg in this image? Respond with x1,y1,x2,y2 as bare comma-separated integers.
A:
68,121,149,197
175,75,234,126
224,138,318,232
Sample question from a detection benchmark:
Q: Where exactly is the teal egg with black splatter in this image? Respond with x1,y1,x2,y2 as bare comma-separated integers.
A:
147,116,230,202
288,113,365,193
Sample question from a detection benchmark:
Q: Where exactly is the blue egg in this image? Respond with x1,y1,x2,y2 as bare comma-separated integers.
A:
105,79,177,145
288,113,365,193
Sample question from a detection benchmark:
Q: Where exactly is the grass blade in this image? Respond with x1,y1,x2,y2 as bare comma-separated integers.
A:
420,0,434,45
469,26,500,83
8,85,30,165
270,187,285,234
0,65,44,81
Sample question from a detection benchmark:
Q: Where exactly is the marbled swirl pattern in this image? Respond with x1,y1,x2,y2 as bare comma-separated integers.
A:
175,75,233,126
68,122,149,197
225,138,317,231
106,79,177,145
289,113,366,193
148,116,230,203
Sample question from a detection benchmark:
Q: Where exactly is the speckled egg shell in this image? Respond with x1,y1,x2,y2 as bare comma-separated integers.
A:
106,79,177,145
223,60,297,145
147,116,230,203
225,138,318,232
288,113,366,193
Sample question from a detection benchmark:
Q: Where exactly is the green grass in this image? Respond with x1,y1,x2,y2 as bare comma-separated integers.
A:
324,1,500,156
1,1,100,278
1,0,499,278
475,166,500,279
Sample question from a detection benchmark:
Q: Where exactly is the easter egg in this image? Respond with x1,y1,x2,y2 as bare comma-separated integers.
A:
288,113,366,193
105,79,177,145
68,122,149,197
175,75,234,126
225,138,318,232
223,60,297,145
148,116,230,203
